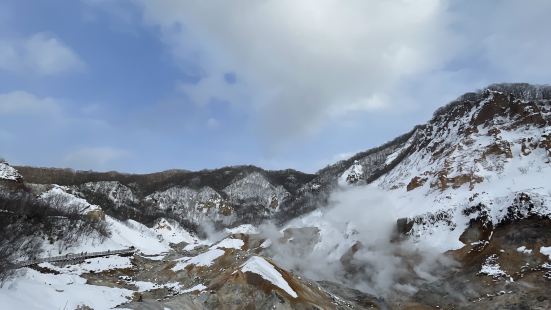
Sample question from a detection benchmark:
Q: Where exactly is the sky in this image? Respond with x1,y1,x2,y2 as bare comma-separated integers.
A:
0,0,550,173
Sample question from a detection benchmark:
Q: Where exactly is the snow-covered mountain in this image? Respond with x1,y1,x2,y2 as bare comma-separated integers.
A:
80,181,139,210
0,161,22,182
372,84,551,250
2,83,551,309
13,165,314,229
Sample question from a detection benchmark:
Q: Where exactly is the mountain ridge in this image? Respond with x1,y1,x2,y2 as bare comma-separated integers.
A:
7,83,551,230
2,82,551,309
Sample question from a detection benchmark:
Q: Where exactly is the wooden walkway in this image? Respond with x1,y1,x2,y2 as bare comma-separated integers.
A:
16,248,136,268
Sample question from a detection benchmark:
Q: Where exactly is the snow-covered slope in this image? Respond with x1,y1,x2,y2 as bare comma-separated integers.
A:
0,268,133,310
14,165,314,228
338,160,364,186
39,185,102,216
146,186,221,211
240,256,298,298
332,84,551,251
41,215,202,257
4,84,550,256
3,84,551,309
0,161,25,199
223,172,290,211
279,85,551,272
152,217,197,244
80,181,138,209
145,186,235,225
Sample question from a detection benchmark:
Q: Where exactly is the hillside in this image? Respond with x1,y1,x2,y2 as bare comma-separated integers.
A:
1,83,551,309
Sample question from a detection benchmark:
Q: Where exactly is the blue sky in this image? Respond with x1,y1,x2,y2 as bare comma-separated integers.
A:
1,0,550,173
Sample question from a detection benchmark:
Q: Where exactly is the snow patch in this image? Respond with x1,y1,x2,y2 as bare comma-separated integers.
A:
181,284,207,293
132,281,160,292
139,254,165,261
104,218,170,255
172,248,225,271
478,255,507,279
516,246,532,254
225,224,258,235
38,255,133,275
260,239,272,249
540,246,551,260
212,238,244,250
241,256,297,298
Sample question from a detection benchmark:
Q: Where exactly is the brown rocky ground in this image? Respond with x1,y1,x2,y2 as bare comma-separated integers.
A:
28,217,551,309
407,217,551,309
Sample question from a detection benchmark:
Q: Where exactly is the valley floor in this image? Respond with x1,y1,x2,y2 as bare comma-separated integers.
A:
2,217,551,309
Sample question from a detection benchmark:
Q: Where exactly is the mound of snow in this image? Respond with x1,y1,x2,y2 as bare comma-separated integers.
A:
241,256,297,298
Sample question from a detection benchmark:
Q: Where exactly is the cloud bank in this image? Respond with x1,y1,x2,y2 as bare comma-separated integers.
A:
131,0,551,151
0,91,61,115
138,0,455,146
4,0,551,173
0,32,84,76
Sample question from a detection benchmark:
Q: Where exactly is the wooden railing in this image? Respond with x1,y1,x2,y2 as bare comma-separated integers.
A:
16,248,136,268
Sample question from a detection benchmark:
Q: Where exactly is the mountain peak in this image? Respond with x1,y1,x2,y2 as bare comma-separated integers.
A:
0,161,22,182
379,84,551,193
433,83,551,122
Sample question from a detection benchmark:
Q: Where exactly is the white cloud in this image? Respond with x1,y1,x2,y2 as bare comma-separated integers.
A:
0,32,84,76
0,89,128,171
132,0,551,152
0,90,62,115
137,0,456,144
63,147,129,170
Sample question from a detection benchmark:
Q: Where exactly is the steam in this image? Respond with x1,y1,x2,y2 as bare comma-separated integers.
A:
260,186,457,297
196,219,226,242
